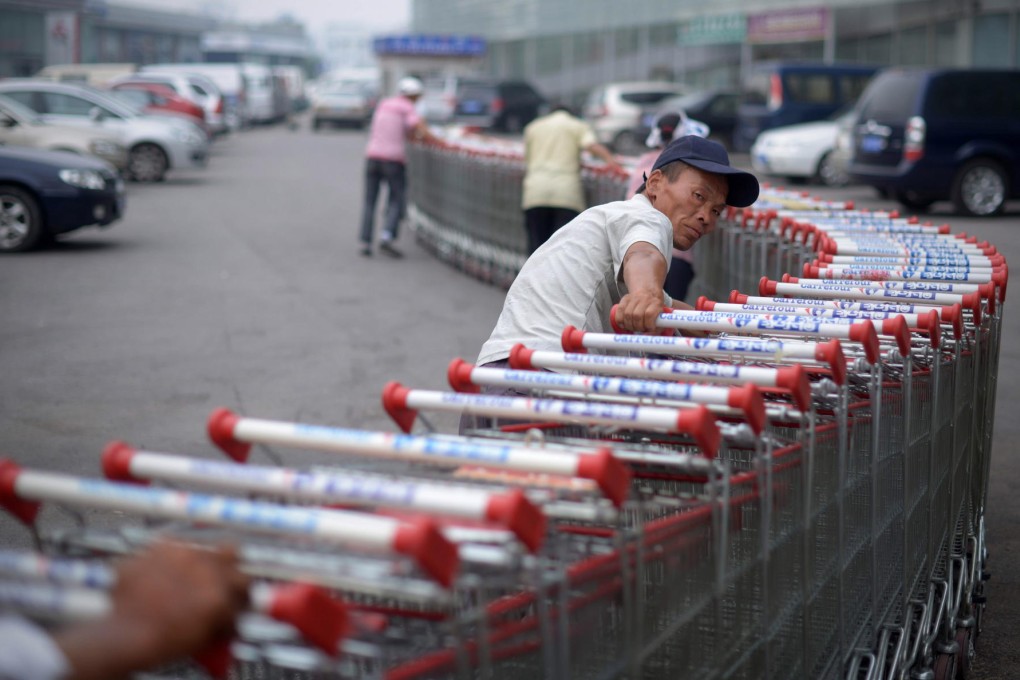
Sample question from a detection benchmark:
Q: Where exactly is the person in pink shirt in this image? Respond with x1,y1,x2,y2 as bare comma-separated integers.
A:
359,76,437,258
627,111,706,303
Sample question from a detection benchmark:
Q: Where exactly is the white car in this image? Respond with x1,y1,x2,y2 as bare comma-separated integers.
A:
0,80,209,183
0,94,127,173
582,81,687,154
750,110,855,187
112,72,227,135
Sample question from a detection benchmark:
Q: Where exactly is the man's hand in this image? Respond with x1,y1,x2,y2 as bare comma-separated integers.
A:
57,542,250,680
616,290,666,334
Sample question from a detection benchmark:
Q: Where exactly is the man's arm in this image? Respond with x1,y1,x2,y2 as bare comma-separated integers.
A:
410,120,442,146
616,241,668,333
54,542,250,680
584,142,623,174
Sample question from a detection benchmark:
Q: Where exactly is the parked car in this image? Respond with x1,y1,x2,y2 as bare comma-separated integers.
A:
107,81,207,131
0,94,128,173
750,107,856,187
848,68,1020,216
274,65,309,112
238,63,277,125
452,79,546,132
142,63,247,131
734,62,878,152
111,72,227,135
630,89,740,151
419,75,459,123
0,80,209,183
35,63,137,87
582,81,687,152
0,145,124,252
311,81,376,130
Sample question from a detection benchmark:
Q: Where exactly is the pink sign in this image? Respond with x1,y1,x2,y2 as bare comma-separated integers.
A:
747,7,829,44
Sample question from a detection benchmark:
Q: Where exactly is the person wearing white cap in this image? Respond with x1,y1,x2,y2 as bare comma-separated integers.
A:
359,76,439,258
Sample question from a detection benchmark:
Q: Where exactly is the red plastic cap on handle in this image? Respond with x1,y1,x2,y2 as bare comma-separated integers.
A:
609,305,627,334
508,343,535,369
961,293,982,324
727,384,766,435
818,253,833,263
759,277,777,296
0,459,40,526
815,340,847,385
101,441,147,485
821,236,837,254
881,315,911,356
977,283,996,315
675,405,721,458
485,489,546,553
207,408,252,463
268,583,349,655
938,224,951,234
447,358,479,394
776,365,811,412
560,325,587,353
382,382,418,434
848,321,880,364
696,296,714,311
730,290,748,304
940,304,963,340
393,517,459,587
193,640,234,679
921,310,941,349
576,448,631,508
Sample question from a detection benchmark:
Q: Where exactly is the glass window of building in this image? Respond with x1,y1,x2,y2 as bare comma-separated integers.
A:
934,21,958,67
898,25,927,65
649,23,677,47
863,33,893,64
785,74,833,104
536,35,562,75
973,13,1011,67
615,27,640,56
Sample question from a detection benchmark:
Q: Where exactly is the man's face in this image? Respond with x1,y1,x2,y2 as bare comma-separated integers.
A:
647,165,728,250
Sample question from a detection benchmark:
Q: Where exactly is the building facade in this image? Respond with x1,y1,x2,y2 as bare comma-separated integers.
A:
410,0,1020,104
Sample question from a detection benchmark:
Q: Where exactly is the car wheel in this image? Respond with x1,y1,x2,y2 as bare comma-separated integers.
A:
816,151,849,187
613,130,645,157
0,185,45,253
128,143,169,183
952,158,1008,217
895,189,935,212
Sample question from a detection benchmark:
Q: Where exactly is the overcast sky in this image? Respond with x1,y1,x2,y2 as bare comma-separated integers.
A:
119,0,412,31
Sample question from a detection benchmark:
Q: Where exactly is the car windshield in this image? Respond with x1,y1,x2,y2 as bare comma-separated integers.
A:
63,83,141,118
0,94,43,124
323,83,369,96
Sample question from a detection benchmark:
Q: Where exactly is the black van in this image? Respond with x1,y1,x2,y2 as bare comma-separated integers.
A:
848,68,1020,216
734,62,878,152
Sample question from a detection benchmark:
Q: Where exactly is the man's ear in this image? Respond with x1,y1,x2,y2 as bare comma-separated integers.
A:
645,168,662,193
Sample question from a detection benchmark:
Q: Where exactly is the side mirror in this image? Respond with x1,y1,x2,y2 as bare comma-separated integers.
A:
0,114,16,128
88,106,105,123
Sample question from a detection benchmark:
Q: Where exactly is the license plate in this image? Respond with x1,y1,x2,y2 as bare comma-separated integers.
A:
860,134,886,153
641,113,655,127
461,101,484,114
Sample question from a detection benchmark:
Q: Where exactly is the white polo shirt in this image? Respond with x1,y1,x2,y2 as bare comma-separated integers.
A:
478,193,673,365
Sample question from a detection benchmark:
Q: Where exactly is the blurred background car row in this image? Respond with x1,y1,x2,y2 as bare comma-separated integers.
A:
0,62,309,254
4,57,1018,256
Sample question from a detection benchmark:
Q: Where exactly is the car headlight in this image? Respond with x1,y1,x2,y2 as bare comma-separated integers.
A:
90,140,125,157
59,169,106,191
174,127,206,145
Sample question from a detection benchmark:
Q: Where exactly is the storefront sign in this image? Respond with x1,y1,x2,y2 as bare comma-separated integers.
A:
747,7,829,44
45,11,79,64
373,35,486,57
678,13,746,46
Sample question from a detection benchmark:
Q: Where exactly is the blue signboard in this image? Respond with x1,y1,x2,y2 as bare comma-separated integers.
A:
373,34,487,57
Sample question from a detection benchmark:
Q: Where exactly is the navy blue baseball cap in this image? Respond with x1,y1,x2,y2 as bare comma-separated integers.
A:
651,135,760,207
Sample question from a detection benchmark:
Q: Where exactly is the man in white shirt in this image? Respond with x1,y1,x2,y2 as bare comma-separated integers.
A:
477,135,759,368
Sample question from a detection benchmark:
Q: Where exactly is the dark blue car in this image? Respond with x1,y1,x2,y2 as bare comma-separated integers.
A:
848,68,1020,216
0,145,124,252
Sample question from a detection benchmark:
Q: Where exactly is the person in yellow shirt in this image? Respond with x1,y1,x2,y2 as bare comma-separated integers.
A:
521,105,622,253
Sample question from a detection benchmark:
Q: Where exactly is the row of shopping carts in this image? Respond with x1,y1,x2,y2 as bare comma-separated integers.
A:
0,141,1005,679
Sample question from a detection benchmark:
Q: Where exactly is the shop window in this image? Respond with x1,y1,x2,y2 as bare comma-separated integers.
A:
973,13,1011,67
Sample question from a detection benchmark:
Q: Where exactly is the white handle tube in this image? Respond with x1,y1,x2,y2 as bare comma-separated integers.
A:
206,410,632,508
0,581,110,622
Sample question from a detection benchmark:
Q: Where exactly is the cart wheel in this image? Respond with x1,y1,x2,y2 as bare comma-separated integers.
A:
933,651,956,680
955,628,974,679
